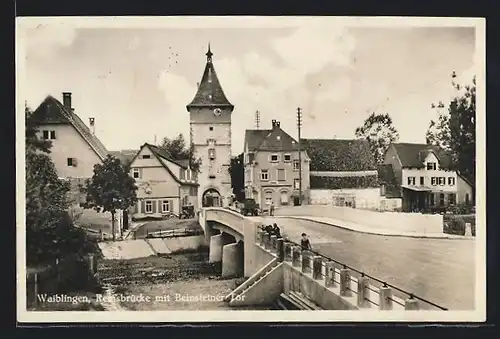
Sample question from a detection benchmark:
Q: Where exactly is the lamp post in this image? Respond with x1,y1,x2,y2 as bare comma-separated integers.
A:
297,107,303,205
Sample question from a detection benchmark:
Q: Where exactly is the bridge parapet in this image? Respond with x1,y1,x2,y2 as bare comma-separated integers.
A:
204,207,245,235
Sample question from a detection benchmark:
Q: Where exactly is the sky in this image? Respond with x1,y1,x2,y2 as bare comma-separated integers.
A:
19,18,479,155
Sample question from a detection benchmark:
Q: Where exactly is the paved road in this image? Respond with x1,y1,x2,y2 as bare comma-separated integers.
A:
255,216,476,310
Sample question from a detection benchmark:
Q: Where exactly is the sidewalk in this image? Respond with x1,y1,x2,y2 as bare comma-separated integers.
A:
274,215,475,240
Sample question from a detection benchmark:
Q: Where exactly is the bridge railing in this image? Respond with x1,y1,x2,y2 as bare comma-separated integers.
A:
204,208,245,234
256,226,448,311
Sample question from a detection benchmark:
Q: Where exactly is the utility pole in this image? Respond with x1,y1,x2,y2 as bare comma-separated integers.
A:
255,110,260,129
297,107,303,205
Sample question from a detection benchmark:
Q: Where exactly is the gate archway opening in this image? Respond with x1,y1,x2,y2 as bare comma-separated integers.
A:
202,188,222,207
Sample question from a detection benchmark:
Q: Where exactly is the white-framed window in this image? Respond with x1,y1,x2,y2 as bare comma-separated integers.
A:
180,169,186,180
277,168,286,181
162,200,170,213
438,177,446,186
208,148,216,160
186,169,191,181
145,200,153,213
132,168,141,179
284,154,291,162
270,154,279,162
448,177,455,186
294,178,300,190
42,130,56,140
265,191,273,205
67,157,77,167
142,154,151,159
407,177,416,185
431,177,437,186
420,177,425,185
427,162,437,170
293,160,300,170
261,169,269,181
280,191,289,205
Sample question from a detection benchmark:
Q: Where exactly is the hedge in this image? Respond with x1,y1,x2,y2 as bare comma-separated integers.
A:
310,175,379,189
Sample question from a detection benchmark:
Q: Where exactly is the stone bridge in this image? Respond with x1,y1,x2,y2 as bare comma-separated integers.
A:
199,207,446,311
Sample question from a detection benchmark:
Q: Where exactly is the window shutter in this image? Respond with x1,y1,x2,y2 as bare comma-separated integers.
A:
152,200,157,213
139,168,143,179
140,200,145,213
133,202,138,214
169,200,174,213
158,200,162,213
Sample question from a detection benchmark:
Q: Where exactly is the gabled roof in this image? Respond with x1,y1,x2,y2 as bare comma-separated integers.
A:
108,149,138,167
186,45,233,110
301,139,377,172
130,143,198,187
244,126,300,152
30,96,109,160
146,143,190,170
391,143,453,169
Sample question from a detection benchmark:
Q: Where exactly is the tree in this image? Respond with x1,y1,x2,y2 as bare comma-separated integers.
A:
83,155,138,241
229,153,244,202
426,75,476,186
158,133,201,174
25,107,97,265
355,113,400,165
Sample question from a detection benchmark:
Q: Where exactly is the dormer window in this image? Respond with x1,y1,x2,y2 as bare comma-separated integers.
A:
427,162,437,170
270,154,279,162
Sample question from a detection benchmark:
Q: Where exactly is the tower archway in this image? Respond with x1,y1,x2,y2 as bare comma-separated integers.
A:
202,188,222,207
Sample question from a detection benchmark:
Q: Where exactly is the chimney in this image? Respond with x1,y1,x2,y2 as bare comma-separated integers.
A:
272,120,280,129
62,92,72,110
271,119,277,128
89,117,95,134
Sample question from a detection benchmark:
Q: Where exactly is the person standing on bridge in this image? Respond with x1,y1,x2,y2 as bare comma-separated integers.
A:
269,201,275,216
300,233,312,251
272,223,281,238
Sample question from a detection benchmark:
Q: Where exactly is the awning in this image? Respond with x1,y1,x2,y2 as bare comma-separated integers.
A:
401,185,433,192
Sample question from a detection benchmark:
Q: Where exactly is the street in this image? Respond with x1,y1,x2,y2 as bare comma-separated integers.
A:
255,216,476,310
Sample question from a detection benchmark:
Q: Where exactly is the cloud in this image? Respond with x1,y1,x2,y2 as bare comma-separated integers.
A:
25,23,77,58
157,24,357,153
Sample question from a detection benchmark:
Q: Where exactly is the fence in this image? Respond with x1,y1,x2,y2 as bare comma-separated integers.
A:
256,225,448,311
145,227,204,239
26,254,99,309
75,225,112,242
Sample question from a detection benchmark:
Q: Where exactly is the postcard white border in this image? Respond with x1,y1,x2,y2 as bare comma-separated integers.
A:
16,16,486,323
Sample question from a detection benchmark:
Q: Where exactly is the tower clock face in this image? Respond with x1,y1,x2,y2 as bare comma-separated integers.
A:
213,108,222,116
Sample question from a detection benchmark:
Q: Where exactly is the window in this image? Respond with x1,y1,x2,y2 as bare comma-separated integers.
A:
208,148,215,160
293,160,300,170
427,162,437,170
265,191,273,205
465,193,470,204
50,131,56,139
261,169,269,181
132,168,140,179
142,154,151,159
270,154,279,162
294,178,300,190
448,177,455,186
439,193,445,206
180,169,185,180
284,154,291,162
430,193,435,206
209,174,216,179
186,170,191,181
145,200,153,213
162,200,170,213
280,191,289,205
277,169,286,181
438,177,445,186
209,126,213,131
431,177,437,186
189,187,198,196
407,177,416,185
67,158,77,167
42,130,49,139
420,177,425,185
448,193,456,206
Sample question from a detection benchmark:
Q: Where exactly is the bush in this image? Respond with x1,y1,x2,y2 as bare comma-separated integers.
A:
310,175,379,189
443,215,476,236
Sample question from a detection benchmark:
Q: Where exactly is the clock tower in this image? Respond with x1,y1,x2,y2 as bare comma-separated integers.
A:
187,44,234,208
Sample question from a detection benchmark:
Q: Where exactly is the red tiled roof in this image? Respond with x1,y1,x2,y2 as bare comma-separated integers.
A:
30,96,109,160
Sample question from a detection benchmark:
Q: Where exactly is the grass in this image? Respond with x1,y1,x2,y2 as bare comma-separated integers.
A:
74,208,112,233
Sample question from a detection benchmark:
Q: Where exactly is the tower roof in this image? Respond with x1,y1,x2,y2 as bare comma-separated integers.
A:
186,44,234,110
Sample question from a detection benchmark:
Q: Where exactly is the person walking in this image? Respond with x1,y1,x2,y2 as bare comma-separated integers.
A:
269,201,275,216
300,233,312,251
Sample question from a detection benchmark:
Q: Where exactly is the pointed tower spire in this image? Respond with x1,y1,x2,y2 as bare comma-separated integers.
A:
186,44,234,111
206,42,213,63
